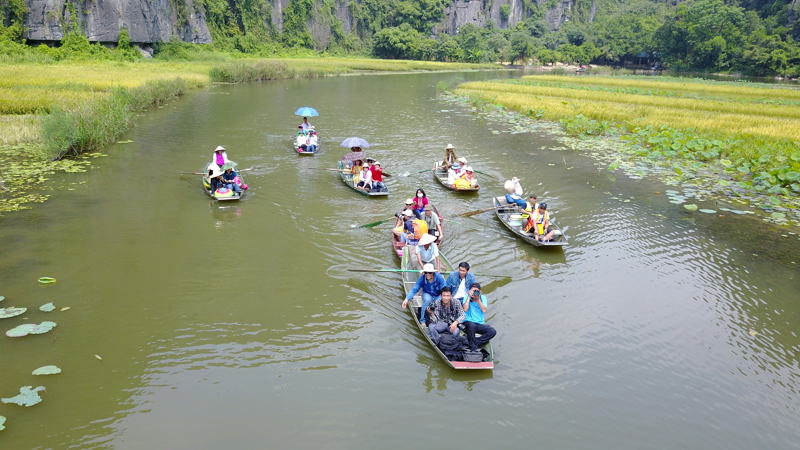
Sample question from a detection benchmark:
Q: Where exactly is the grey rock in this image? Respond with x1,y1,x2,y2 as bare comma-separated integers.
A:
24,0,211,44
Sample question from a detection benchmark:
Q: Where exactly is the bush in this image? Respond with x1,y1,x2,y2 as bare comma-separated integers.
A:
500,4,511,20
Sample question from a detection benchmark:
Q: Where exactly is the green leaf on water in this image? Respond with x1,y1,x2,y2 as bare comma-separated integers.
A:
0,307,27,319
6,321,56,337
785,171,800,181
1,386,45,407
771,212,786,219
720,159,732,167
790,153,800,161
32,366,61,376
607,161,618,171
737,166,750,173
117,140,134,144
758,155,771,163
684,204,699,211
0,296,4,302
38,277,56,284
0,415,5,431
39,303,55,312
29,321,57,335
768,196,781,205
699,209,717,214
674,167,683,175
718,180,730,187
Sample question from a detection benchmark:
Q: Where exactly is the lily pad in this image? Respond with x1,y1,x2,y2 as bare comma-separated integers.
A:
6,324,37,337
39,302,56,312
1,386,45,407
0,307,27,319
29,321,57,335
699,209,717,214
771,212,786,219
38,277,56,284
0,415,5,431
0,296,4,302
684,204,699,211
32,365,61,376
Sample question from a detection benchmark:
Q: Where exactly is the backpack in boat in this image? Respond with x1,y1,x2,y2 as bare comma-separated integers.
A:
461,350,484,362
437,333,461,352
411,219,428,240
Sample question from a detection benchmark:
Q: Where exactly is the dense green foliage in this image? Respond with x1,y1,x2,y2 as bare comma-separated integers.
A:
1,0,799,74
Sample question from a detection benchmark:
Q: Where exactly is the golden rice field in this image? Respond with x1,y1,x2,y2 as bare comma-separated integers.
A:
455,76,800,143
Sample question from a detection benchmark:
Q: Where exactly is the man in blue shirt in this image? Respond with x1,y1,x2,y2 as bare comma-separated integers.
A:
402,263,446,325
462,282,497,350
221,168,241,194
446,262,476,305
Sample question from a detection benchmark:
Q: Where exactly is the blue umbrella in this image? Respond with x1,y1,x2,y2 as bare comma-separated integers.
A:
295,107,319,117
340,137,370,148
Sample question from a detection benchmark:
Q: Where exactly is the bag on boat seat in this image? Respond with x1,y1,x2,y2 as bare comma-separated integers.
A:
461,350,484,362
437,334,461,352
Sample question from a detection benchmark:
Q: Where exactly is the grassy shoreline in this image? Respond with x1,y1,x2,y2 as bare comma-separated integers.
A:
0,57,497,214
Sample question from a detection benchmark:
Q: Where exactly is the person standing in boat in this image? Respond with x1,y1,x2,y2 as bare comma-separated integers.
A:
442,144,458,169
446,262,477,305
212,146,229,169
402,263,447,326
461,282,496,351
424,207,442,245
427,287,465,345
415,234,441,272
300,117,311,133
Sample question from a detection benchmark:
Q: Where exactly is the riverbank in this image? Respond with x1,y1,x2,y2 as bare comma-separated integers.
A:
0,57,496,214
450,75,800,229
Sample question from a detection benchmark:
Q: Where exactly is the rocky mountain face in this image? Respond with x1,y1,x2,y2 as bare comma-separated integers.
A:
24,0,211,44
22,0,569,45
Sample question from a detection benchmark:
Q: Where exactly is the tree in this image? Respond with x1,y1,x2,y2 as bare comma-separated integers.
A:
373,24,422,59
511,31,534,64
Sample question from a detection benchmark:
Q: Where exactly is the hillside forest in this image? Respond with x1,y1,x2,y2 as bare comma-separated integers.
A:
1,0,799,76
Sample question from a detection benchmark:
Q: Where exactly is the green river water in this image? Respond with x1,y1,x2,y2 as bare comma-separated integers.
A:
1,71,799,449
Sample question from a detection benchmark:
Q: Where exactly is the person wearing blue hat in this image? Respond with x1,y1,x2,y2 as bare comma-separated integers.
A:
446,162,461,186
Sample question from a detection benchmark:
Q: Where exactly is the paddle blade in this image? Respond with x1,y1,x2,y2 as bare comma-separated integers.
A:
359,218,393,228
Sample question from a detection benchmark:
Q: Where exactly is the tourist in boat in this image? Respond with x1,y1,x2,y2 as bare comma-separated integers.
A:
393,199,415,236
461,282,497,351
341,147,365,165
446,262,477,305
295,129,308,151
206,165,224,193
525,203,554,242
400,210,427,246
521,195,538,221
463,166,478,188
370,161,389,191
300,117,311,132
442,144,458,169
413,189,428,215
356,163,373,191
221,167,241,194
212,146,229,168
427,287,465,345
402,263,447,326
306,129,319,152
447,162,461,186
415,233,441,272
351,159,363,184
424,207,443,245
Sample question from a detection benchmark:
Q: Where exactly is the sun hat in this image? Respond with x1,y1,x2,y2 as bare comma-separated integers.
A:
457,157,467,163
452,163,461,169
207,165,224,179
405,198,414,205
446,144,454,149
215,146,225,152
298,125,303,129
374,161,381,166
419,234,436,246
465,166,474,172
421,263,436,273
310,126,315,130
402,209,414,216
504,180,515,193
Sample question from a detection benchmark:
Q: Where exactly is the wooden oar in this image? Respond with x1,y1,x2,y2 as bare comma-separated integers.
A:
458,204,512,217
308,167,348,172
440,217,482,232
473,170,498,180
179,172,204,175
358,217,397,228
347,268,508,277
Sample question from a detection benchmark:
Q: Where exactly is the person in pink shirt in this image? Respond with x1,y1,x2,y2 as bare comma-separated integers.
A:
213,146,229,168
413,188,428,215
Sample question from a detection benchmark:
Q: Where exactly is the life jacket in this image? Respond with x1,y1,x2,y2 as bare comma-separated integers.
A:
411,219,429,239
525,210,549,234
521,201,533,219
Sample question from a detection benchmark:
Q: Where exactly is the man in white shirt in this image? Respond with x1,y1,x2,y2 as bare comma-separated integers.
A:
300,117,311,132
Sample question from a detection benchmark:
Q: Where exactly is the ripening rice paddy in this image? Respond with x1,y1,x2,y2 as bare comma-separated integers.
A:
455,75,800,145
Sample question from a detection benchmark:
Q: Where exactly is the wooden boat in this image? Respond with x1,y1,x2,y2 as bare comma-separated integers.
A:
202,162,245,201
432,161,480,192
492,196,568,247
337,161,388,197
294,135,319,155
400,247,494,369
391,206,443,258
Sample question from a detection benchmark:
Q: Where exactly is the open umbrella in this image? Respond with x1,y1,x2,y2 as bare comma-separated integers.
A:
295,107,319,117
340,137,370,148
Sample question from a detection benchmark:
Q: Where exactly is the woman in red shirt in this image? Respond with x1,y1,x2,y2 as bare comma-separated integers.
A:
370,161,390,191
413,188,428,215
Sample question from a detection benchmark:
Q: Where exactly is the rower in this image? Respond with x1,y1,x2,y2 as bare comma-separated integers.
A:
300,117,311,132
442,144,458,169
212,145,229,169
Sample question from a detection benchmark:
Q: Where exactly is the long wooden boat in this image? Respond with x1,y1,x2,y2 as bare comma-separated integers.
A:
400,247,494,370
337,161,388,197
492,196,568,247
202,162,245,201
391,206,443,258
433,161,480,193
294,135,320,155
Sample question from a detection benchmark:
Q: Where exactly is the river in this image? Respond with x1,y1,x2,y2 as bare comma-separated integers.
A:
1,71,799,449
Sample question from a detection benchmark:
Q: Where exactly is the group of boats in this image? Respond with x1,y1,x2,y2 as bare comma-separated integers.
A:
197,106,569,370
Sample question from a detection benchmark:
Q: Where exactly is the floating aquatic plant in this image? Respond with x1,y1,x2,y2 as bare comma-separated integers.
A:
0,307,27,319
699,209,717,214
684,204,699,211
6,321,57,337
38,277,56,284
0,296,4,302
32,366,61,375
1,386,45,407
39,302,56,312
0,415,5,431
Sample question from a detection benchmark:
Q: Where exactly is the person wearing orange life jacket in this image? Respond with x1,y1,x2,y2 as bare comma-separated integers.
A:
525,203,554,242
400,210,428,247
